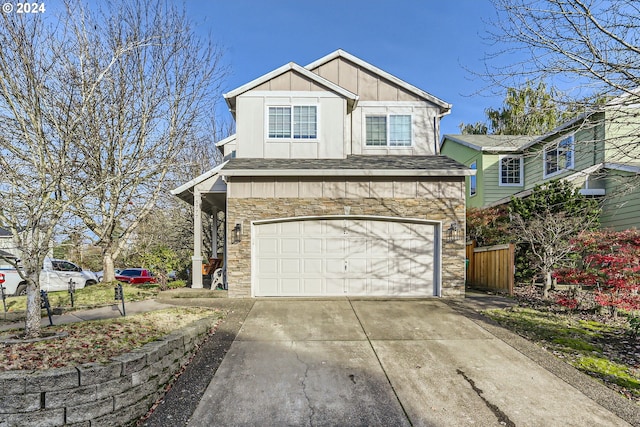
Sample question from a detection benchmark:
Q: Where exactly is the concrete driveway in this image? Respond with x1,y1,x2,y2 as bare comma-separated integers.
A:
187,299,631,426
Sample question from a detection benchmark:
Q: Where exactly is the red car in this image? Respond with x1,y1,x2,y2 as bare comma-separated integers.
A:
115,268,157,284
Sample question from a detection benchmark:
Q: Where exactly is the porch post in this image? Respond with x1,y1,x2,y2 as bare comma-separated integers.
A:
191,189,204,288
212,209,218,257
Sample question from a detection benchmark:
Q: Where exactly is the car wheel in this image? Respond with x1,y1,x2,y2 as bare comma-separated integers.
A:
85,280,97,287
15,284,27,296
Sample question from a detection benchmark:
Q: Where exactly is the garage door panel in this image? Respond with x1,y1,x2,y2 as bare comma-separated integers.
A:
281,278,301,294
254,219,436,297
303,278,322,294
258,258,279,274
281,259,301,274
303,238,323,254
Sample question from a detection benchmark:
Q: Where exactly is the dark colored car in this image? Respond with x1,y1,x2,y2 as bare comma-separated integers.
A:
115,268,157,284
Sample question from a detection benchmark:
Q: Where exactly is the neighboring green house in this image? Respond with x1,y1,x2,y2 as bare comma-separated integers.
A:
441,110,640,231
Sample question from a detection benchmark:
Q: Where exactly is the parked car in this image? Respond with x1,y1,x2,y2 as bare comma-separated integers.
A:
95,269,122,282
0,258,97,296
115,268,157,284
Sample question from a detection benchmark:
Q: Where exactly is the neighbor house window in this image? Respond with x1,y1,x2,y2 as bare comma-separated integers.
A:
469,161,477,197
268,106,317,139
499,155,523,186
366,115,411,147
544,135,574,178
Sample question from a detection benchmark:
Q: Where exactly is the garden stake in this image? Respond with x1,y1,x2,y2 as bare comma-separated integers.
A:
114,283,126,316
40,290,53,326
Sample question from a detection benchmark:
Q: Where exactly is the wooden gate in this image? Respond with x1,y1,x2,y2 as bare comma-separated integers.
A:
466,241,514,296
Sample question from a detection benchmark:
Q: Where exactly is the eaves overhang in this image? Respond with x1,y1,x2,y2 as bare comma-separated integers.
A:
221,168,475,177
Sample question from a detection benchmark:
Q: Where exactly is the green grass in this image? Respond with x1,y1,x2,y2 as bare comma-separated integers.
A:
485,307,639,398
574,356,640,391
2,282,172,313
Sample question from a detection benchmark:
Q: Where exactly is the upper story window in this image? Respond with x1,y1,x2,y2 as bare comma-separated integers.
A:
544,134,574,178
469,161,477,197
499,155,523,186
366,115,412,147
268,106,317,139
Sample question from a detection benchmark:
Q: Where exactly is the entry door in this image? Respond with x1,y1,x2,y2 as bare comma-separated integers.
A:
254,218,436,297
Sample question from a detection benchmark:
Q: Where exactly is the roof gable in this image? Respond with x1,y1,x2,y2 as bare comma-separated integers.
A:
306,50,451,113
223,62,358,114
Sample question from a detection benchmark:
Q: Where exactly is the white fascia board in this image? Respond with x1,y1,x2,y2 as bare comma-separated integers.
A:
222,168,475,177
223,62,358,107
170,161,228,195
604,162,640,174
306,49,451,113
216,134,236,147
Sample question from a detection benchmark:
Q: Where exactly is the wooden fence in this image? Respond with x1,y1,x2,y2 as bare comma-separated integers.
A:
465,241,515,296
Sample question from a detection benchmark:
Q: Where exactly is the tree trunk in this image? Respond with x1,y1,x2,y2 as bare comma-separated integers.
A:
543,270,553,299
24,272,41,339
102,250,116,282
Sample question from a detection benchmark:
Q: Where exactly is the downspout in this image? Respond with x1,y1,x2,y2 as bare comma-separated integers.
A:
434,109,451,155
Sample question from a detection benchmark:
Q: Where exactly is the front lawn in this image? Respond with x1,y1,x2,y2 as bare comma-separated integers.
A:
485,287,640,403
1,307,225,371
1,281,187,314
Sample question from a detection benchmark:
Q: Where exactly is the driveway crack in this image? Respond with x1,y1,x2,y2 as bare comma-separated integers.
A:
456,369,515,427
294,345,315,427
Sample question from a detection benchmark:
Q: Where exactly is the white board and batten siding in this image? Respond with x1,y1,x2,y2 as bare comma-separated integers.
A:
252,217,440,297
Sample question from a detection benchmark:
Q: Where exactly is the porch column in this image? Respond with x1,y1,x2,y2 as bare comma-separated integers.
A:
191,189,203,288
212,209,218,256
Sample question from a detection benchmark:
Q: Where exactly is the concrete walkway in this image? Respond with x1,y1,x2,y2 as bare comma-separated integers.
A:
183,298,634,427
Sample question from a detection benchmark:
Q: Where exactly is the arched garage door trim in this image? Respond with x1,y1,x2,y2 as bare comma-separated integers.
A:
251,215,442,297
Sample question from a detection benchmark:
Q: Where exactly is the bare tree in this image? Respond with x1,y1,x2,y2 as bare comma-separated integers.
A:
58,0,227,282
0,13,94,337
486,0,640,176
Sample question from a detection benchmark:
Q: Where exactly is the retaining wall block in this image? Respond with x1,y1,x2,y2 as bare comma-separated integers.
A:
44,383,97,409
94,376,133,401
77,362,122,386
0,392,41,413
162,332,184,351
136,340,169,364
110,351,147,376
25,367,78,393
1,408,65,427
113,380,157,411
0,371,27,394
131,363,160,387
91,399,151,427
65,396,114,424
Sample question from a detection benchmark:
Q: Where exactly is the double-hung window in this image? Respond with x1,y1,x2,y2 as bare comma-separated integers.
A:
499,155,523,186
366,115,412,147
268,106,317,139
544,135,574,178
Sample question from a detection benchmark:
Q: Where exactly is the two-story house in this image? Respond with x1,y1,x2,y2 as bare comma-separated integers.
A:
441,108,640,230
173,50,473,298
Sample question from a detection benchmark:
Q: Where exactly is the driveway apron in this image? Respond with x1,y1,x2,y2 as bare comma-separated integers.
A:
187,299,630,427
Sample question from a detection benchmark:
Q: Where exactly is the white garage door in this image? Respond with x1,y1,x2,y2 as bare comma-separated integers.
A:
254,218,437,297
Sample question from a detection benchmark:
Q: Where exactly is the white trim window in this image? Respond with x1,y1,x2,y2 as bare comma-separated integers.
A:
469,161,477,197
365,114,412,147
499,155,523,186
268,105,317,139
544,135,574,178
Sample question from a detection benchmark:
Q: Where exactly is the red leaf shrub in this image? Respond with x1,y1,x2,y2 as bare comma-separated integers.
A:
554,229,640,316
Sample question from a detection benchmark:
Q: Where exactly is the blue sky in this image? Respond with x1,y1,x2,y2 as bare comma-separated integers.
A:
188,0,504,137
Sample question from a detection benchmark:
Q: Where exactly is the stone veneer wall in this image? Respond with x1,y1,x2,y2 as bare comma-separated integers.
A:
226,190,466,298
0,316,217,427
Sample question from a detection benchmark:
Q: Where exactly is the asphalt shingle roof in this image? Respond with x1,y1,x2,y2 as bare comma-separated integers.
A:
442,134,536,151
224,155,468,171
